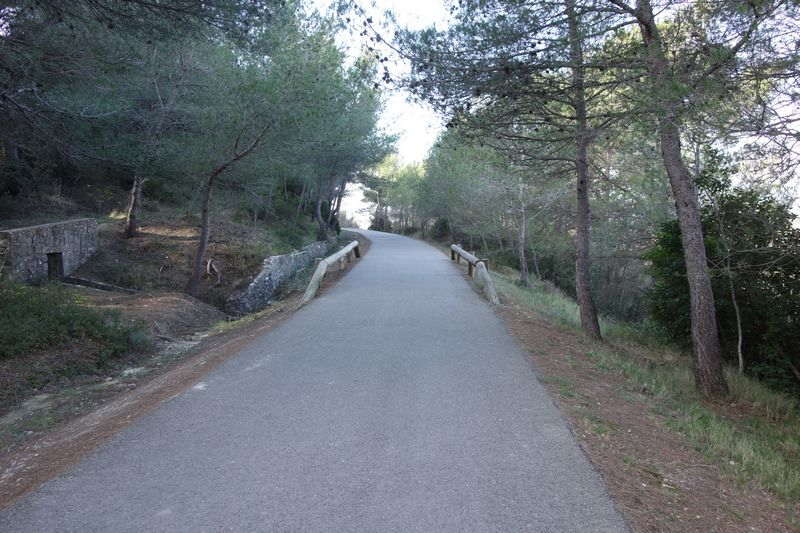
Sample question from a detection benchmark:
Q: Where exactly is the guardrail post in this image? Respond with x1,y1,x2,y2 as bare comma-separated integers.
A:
450,243,500,305
301,240,360,306
475,262,500,304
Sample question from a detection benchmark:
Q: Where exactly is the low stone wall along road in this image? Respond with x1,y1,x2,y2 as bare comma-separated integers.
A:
0,230,627,532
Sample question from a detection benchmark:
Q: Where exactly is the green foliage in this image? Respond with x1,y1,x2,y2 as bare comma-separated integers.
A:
645,168,800,391
269,219,317,254
0,283,141,361
368,215,392,232
362,156,422,233
430,218,450,240
0,1,389,243
141,179,180,205
412,128,671,321
645,220,692,342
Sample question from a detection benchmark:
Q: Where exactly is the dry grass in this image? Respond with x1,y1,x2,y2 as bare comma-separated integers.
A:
493,272,800,504
75,212,318,308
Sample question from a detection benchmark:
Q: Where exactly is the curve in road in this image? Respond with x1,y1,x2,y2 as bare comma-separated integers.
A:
0,230,627,532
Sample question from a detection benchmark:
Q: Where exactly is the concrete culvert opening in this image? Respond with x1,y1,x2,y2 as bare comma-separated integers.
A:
47,252,64,280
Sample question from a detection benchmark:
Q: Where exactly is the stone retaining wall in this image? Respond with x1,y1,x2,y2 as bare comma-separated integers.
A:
226,240,330,314
0,219,98,283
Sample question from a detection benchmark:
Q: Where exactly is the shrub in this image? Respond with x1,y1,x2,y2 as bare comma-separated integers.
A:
0,282,140,360
142,178,180,205
369,212,392,232
644,183,800,392
270,219,316,252
430,218,449,240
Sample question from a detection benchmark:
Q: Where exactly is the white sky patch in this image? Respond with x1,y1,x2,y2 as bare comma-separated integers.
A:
340,183,372,228
308,0,450,222
312,0,450,164
384,92,443,165
0,8,16,37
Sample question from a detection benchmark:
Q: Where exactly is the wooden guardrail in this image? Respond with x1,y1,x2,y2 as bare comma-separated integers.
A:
450,244,500,304
301,240,360,305
450,244,489,277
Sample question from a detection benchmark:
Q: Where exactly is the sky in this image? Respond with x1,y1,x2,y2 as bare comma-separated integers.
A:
312,0,451,226
312,0,450,165
366,0,450,165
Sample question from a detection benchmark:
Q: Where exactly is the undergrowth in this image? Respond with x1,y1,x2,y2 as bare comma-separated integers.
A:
0,282,143,360
493,271,800,502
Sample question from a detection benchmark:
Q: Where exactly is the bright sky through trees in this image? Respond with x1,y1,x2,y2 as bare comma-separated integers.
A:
371,0,449,164
314,0,450,227
313,0,449,164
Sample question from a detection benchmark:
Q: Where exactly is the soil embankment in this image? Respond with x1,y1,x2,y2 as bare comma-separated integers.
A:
0,231,370,509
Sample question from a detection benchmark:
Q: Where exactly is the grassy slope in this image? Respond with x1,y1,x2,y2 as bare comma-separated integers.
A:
77,208,319,308
493,272,800,503
0,194,322,443
1,188,320,308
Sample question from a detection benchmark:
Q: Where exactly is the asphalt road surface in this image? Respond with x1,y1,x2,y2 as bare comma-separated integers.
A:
0,230,627,532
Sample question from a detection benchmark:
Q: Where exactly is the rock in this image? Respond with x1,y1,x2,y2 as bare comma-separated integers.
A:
225,240,331,314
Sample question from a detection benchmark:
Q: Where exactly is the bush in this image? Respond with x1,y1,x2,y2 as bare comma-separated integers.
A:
369,213,392,232
142,178,180,205
270,219,316,252
644,185,800,393
430,218,449,240
0,282,140,361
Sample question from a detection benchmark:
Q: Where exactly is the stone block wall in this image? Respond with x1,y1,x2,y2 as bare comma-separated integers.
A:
0,219,98,283
226,240,330,314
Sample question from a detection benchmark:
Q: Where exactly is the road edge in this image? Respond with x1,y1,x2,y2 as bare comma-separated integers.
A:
0,232,371,510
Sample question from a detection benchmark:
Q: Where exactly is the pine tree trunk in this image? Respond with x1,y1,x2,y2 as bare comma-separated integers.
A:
296,181,308,220
332,182,346,219
315,194,328,240
327,181,339,227
575,155,602,339
531,245,541,278
661,119,728,395
727,267,744,375
124,175,145,239
567,0,602,340
635,0,728,397
518,181,530,286
187,170,221,296
185,125,269,296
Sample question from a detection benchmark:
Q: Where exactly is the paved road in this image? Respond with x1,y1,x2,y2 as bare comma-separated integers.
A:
0,230,627,532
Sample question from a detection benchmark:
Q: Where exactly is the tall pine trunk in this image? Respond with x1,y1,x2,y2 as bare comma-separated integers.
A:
186,169,222,296
296,181,308,220
635,0,728,397
315,194,328,240
332,181,346,221
185,126,269,297
517,180,530,286
567,0,602,340
124,175,145,238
